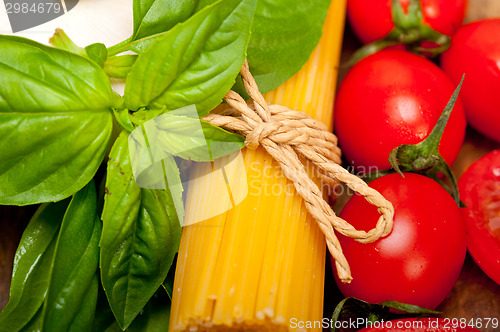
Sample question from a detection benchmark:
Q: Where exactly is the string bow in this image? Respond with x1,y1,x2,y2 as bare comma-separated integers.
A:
203,60,394,283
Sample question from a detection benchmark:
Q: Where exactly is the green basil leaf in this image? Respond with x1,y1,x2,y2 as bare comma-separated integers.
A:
124,0,257,116
113,108,136,133
108,32,168,56
247,0,330,92
199,119,245,157
0,181,101,332
161,155,185,224
248,0,330,93
100,133,142,329
133,0,199,40
43,181,101,332
151,113,244,161
127,119,185,221
0,36,114,205
100,132,181,329
0,201,68,332
85,43,108,68
19,306,44,332
197,0,330,93
104,54,138,79
125,290,171,332
113,0,199,56
93,287,171,332
66,278,99,331
110,0,199,56
50,29,107,67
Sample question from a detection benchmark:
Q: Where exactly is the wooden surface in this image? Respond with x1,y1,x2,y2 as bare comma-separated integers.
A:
2,0,500,331
465,0,500,23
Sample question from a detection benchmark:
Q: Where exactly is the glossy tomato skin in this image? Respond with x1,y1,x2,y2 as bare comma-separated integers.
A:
357,318,480,331
334,173,466,309
347,0,467,44
334,50,466,170
458,150,500,285
441,19,500,143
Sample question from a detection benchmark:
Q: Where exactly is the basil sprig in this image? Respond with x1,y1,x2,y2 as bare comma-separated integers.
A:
0,0,327,329
132,0,199,41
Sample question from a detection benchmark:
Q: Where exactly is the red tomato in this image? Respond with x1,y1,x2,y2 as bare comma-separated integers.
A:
441,19,500,143
347,0,467,44
333,173,466,309
334,50,466,171
357,318,480,331
458,150,500,285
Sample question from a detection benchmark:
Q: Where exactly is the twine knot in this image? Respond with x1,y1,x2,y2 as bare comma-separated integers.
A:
245,114,316,151
202,60,395,283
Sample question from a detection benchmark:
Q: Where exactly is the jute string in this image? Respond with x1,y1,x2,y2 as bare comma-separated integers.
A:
203,61,394,283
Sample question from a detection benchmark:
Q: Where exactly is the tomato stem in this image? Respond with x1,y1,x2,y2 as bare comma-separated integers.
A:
422,76,464,154
387,75,465,206
348,0,450,65
330,297,440,332
392,0,422,29
344,40,399,67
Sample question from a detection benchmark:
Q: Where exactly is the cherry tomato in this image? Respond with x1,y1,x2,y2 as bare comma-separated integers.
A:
333,173,466,309
458,150,500,285
334,50,466,171
357,318,480,331
347,0,467,44
441,19,500,143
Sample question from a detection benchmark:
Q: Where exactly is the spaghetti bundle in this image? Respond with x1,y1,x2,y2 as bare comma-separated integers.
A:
170,1,347,330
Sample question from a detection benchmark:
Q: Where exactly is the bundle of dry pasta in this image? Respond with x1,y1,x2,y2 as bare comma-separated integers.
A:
169,1,347,330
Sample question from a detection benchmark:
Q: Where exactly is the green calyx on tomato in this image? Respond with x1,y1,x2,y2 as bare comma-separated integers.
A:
331,297,440,332
388,75,464,206
348,0,450,66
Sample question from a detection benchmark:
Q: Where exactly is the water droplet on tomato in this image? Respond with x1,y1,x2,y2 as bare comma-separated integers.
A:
493,167,500,177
